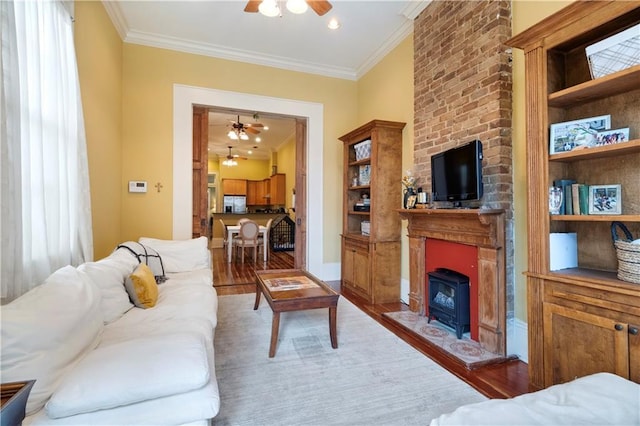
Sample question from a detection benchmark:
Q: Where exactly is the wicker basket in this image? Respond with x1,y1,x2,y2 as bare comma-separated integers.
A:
611,221,640,284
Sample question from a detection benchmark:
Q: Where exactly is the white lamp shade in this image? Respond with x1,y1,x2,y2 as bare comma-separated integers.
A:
259,0,280,17
286,0,308,14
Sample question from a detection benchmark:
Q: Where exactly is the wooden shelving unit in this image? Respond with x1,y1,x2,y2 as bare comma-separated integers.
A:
339,120,405,304
508,1,640,390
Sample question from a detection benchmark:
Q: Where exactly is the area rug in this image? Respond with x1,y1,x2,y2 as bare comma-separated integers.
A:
383,311,505,369
212,294,487,425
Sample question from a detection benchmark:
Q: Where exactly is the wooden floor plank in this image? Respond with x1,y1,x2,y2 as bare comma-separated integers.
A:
210,246,530,398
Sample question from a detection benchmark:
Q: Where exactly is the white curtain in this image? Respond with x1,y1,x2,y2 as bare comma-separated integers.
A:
1,0,93,302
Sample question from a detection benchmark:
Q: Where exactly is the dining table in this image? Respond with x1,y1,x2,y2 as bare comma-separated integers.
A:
226,224,268,263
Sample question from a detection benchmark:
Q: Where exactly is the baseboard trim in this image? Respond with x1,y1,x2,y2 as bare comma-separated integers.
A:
507,317,528,363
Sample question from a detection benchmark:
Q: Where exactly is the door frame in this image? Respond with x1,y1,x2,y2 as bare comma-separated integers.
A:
173,85,325,278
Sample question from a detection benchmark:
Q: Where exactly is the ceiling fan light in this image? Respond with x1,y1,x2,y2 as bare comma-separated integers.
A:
328,17,340,30
227,130,238,140
240,132,249,140
259,0,280,17
286,0,308,14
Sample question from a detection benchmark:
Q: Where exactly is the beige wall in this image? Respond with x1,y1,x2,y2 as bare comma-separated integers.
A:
277,136,297,211
74,1,123,260
511,0,573,322
119,43,357,263
355,35,414,293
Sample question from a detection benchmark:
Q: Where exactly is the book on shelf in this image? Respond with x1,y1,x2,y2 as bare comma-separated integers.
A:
553,179,576,215
570,183,590,215
578,184,589,215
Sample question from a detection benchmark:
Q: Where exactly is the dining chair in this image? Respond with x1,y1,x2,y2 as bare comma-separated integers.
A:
234,220,260,263
219,219,230,251
257,218,274,260
237,218,250,225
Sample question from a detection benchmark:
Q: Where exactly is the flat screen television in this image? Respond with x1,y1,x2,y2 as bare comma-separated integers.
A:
431,139,483,206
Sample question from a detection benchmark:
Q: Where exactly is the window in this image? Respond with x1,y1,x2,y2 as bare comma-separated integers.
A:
1,0,92,301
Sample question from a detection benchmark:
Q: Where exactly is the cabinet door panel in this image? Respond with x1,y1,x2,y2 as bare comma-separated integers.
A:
342,240,370,299
352,249,370,295
543,303,629,386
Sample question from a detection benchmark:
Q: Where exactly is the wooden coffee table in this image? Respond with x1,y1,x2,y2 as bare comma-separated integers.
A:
254,269,339,357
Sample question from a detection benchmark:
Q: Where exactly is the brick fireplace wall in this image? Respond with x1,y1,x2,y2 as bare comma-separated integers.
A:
413,1,514,318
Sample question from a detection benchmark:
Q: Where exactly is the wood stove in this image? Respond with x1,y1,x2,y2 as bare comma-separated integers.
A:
427,268,470,339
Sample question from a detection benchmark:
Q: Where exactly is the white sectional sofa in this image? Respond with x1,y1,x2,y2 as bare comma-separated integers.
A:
1,237,220,425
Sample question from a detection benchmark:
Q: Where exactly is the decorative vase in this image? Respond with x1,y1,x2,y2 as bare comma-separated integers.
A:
403,187,416,209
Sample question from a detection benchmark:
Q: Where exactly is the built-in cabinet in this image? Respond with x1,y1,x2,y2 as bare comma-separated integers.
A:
507,1,640,389
339,120,404,304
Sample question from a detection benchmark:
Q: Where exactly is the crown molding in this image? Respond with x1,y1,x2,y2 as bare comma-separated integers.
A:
355,19,414,79
101,0,128,40
401,0,432,20
124,30,358,81
100,0,431,81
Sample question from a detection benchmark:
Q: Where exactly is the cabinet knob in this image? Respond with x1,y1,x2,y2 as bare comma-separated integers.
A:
630,326,639,336
614,324,624,331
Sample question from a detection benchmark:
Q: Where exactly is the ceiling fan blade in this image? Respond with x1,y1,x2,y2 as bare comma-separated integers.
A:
307,0,332,16
244,127,260,135
246,123,264,128
244,0,261,13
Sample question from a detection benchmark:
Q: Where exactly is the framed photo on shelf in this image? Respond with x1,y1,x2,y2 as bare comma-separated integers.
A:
406,194,417,209
595,128,630,146
588,184,621,215
549,115,611,154
358,165,371,186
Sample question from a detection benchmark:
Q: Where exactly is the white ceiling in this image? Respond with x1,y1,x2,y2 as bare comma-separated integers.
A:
207,110,296,160
102,0,429,160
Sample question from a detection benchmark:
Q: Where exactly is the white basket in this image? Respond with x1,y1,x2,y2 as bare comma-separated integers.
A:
586,23,640,79
354,139,371,161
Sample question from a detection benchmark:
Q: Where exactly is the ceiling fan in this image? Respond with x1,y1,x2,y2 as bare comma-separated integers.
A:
244,0,332,16
223,146,247,166
229,114,263,137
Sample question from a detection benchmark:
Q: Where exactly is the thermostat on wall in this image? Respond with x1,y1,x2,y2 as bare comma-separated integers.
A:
128,181,147,193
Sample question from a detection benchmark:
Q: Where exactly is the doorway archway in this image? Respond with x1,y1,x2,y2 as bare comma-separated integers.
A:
173,85,325,278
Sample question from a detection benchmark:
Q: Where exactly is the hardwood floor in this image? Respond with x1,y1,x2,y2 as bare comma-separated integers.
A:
211,246,531,399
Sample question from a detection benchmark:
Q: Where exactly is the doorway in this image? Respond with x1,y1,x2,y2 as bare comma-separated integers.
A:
202,106,303,266
173,85,325,279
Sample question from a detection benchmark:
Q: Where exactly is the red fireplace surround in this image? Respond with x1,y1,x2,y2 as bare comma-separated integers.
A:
398,209,506,356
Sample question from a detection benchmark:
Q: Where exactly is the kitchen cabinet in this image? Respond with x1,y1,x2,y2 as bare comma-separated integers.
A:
222,179,247,196
507,1,640,388
246,180,257,205
270,173,286,205
255,179,268,205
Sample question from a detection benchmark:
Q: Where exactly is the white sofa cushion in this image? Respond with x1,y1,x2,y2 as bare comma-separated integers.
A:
45,332,210,419
0,266,103,415
138,236,209,273
430,372,640,426
78,249,139,323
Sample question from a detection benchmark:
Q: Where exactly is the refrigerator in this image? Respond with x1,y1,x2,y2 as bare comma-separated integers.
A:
223,196,247,214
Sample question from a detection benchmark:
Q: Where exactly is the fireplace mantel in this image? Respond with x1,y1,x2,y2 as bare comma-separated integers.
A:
398,208,506,355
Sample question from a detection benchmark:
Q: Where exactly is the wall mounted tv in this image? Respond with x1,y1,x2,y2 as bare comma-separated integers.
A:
431,139,483,206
